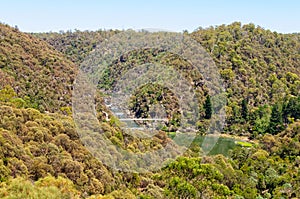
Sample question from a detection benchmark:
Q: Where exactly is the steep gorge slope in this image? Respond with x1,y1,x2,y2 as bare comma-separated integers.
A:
0,23,77,112
191,22,300,106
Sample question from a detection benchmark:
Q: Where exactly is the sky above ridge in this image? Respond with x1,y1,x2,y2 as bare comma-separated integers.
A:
0,0,299,33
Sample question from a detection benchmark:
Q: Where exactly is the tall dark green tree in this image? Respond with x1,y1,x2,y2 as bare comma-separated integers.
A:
204,95,212,119
268,103,284,134
283,96,300,123
241,99,248,121
282,99,289,124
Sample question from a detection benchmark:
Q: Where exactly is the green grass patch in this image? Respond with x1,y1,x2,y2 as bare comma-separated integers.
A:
236,141,252,147
167,132,176,139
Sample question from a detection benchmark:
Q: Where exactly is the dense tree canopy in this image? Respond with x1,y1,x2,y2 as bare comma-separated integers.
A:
0,22,299,198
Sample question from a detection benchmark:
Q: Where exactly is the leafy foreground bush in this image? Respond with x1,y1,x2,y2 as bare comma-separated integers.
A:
0,176,80,199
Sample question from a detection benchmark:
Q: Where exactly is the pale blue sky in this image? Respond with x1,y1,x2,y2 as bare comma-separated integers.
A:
0,0,299,33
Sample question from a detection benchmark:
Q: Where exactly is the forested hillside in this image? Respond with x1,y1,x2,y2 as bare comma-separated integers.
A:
33,30,119,64
191,22,300,135
0,22,299,198
0,23,77,113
